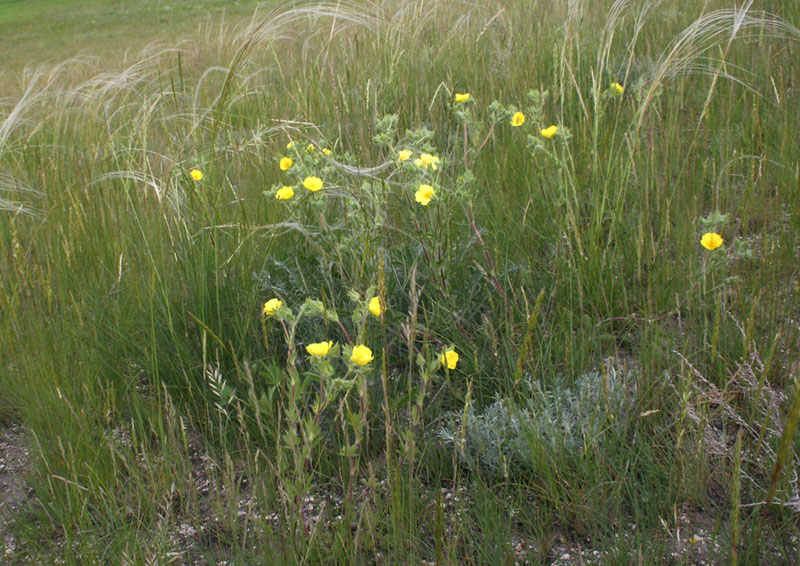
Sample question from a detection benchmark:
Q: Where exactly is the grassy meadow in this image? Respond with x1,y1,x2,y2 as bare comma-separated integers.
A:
1,0,800,563
0,0,270,74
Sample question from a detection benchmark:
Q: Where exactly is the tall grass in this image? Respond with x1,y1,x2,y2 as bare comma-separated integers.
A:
1,0,799,562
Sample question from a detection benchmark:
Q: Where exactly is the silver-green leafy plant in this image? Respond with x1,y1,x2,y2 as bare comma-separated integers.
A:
440,361,640,477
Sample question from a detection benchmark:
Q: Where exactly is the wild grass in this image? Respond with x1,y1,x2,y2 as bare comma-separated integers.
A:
1,0,799,563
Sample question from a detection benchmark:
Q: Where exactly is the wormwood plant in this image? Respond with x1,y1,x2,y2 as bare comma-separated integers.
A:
439,361,641,478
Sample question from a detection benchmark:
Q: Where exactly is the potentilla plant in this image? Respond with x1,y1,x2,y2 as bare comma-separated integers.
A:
259,92,561,416
266,115,474,300
259,295,374,462
259,93,575,486
265,91,576,301
268,133,397,290
259,294,382,536
696,211,746,293
692,211,758,364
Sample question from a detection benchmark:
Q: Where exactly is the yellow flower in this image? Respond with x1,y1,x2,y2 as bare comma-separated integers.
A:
322,148,332,156
540,125,558,138
398,149,413,162
190,169,203,181
415,184,435,206
279,157,293,171
286,141,296,149
262,298,283,316
350,345,374,366
416,153,440,170
306,340,333,357
368,297,383,317
440,350,459,370
611,82,624,95
275,186,294,200
454,92,471,103
306,143,315,152
700,232,724,251
511,111,525,127
303,176,323,192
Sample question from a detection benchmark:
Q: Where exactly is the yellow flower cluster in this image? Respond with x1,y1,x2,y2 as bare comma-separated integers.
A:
263,298,283,316
611,82,625,95
190,169,203,181
540,125,558,138
415,184,435,206
700,232,723,250
350,345,374,366
303,176,323,192
279,157,293,171
306,341,333,357
508,108,560,139
454,92,471,103
275,186,294,200
368,296,383,317
398,149,413,162
260,294,458,378
414,153,440,170
440,350,459,370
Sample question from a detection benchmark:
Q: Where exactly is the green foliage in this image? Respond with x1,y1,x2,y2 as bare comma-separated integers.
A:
1,0,800,562
440,362,642,477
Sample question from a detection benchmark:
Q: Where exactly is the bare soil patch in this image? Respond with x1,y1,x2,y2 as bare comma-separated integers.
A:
0,424,33,561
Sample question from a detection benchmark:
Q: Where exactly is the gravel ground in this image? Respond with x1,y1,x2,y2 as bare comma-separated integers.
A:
0,424,32,562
